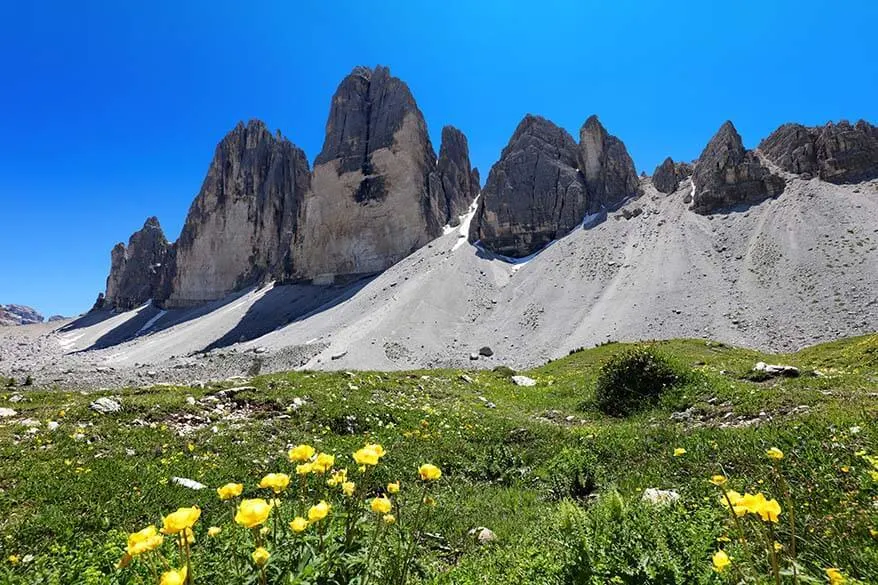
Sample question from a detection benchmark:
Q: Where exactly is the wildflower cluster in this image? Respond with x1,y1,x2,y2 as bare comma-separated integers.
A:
118,442,442,584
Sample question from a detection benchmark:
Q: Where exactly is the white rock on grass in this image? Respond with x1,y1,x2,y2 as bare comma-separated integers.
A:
172,477,207,490
511,375,536,387
89,397,122,414
641,488,681,506
467,527,497,543
0,408,17,418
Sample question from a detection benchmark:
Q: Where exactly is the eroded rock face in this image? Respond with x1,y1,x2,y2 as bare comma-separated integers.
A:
295,66,445,282
653,157,679,194
469,115,589,257
691,121,785,214
759,120,878,183
163,121,311,306
578,115,641,209
436,125,480,226
0,305,44,326
104,217,169,310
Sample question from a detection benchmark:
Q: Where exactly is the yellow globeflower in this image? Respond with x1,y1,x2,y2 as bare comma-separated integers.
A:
673,448,686,457
353,443,386,467
825,568,845,585
208,526,222,538
418,464,442,481
290,517,309,533
709,475,727,486
387,481,400,494
328,468,348,487
161,506,201,535
383,514,396,524
252,547,270,567
288,444,316,463
313,453,336,474
342,481,356,496
308,500,331,522
126,525,164,556
217,482,243,500
371,496,392,514
259,473,291,494
766,447,784,460
296,462,314,475
235,498,272,528
757,497,782,523
159,567,187,585
712,550,731,573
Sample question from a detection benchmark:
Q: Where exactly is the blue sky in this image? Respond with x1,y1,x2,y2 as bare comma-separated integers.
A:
1,0,875,317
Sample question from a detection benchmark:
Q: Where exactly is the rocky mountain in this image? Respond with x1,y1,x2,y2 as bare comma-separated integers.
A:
759,120,878,183
652,157,693,194
103,217,170,310
691,121,786,214
469,115,639,257
436,125,480,226
0,305,44,326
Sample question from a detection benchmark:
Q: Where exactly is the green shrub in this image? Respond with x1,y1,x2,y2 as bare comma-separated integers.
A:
545,448,600,501
594,348,682,416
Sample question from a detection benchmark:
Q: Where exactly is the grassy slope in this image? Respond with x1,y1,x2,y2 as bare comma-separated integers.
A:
0,336,876,583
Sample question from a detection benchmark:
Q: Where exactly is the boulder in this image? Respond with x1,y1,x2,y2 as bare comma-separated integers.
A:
652,157,679,194
478,346,494,357
104,217,170,310
511,375,536,387
691,121,785,214
754,362,800,378
468,115,589,257
578,115,641,209
163,120,311,307
89,397,122,414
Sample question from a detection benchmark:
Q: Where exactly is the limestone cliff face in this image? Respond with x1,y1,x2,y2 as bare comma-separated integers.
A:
578,115,641,209
162,120,311,307
104,217,169,310
295,66,446,283
436,125,480,226
691,121,785,214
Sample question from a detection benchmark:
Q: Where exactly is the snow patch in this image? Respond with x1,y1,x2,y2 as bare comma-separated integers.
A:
451,195,480,252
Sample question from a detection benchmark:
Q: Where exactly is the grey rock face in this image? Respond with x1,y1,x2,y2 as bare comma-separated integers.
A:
0,305,44,326
104,217,169,310
759,120,878,183
691,121,785,214
436,125,480,226
296,66,445,282
652,157,679,194
578,115,641,209
163,120,311,307
469,115,589,257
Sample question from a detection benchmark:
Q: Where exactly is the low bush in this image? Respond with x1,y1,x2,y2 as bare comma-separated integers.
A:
594,348,683,416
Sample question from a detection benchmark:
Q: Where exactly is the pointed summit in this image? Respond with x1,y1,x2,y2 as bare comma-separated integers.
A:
436,125,479,226
104,217,170,310
578,115,641,209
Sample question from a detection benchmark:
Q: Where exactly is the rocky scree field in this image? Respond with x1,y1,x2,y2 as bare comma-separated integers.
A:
0,335,877,584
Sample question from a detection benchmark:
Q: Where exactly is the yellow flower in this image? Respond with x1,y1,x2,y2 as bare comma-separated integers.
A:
290,517,309,533
217,482,243,500
183,527,196,544
160,567,187,585
712,550,730,573
235,498,272,528
311,453,335,474
418,464,442,481
353,445,381,466
327,468,348,486
308,500,331,522
825,568,845,584
766,447,784,460
161,506,201,535
383,514,396,524
252,547,270,567
387,481,400,494
296,462,314,475
673,448,686,457
757,497,782,523
126,525,164,556
288,444,316,463
8,555,19,565
773,541,783,552
342,481,356,496
840,466,850,473
259,473,291,494
208,526,222,537
709,475,727,486
371,496,392,514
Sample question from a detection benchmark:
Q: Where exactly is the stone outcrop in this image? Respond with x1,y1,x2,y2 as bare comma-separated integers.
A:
469,115,589,257
0,305,44,326
436,125,480,226
162,121,311,307
104,217,169,310
578,115,641,209
760,120,878,183
691,121,785,214
295,66,448,283
653,157,694,194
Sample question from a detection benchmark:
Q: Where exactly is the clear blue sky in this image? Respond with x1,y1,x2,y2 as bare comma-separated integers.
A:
1,1,875,317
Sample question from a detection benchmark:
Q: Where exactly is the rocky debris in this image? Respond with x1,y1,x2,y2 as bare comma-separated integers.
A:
642,488,680,505
468,527,497,543
297,65,447,282
691,121,785,214
436,126,480,226
89,397,122,414
469,352,480,361
0,305,44,326
620,207,643,220
511,375,536,387
103,217,170,310
478,346,494,357
760,120,878,183
469,115,589,257
0,408,17,418
754,362,800,378
163,120,311,307
47,315,66,322
578,115,641,209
